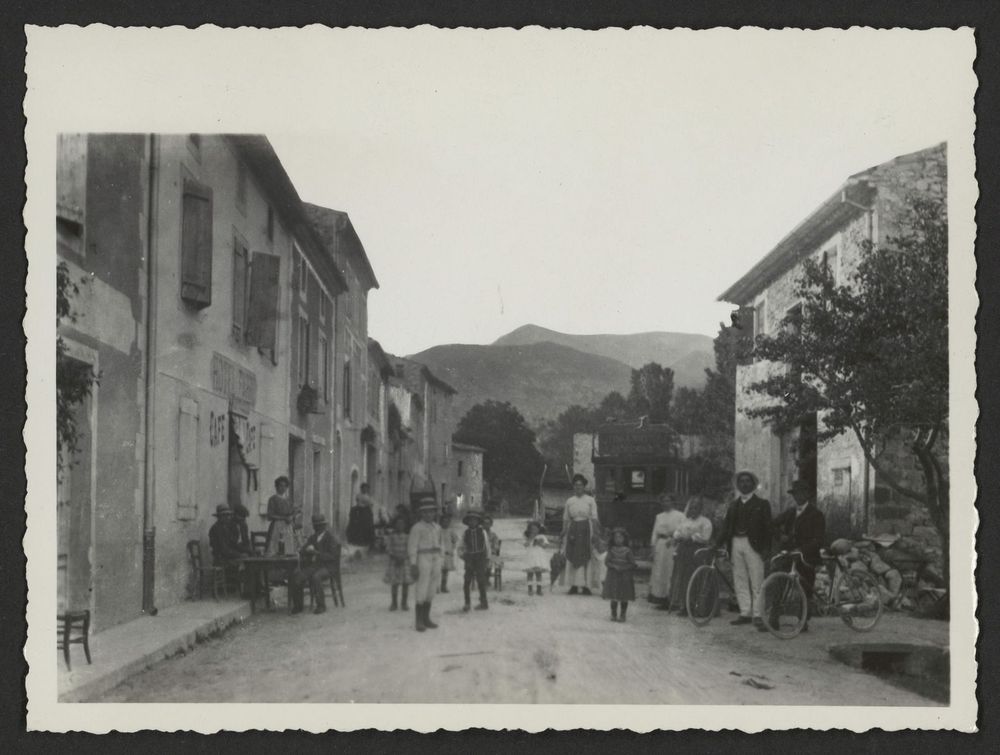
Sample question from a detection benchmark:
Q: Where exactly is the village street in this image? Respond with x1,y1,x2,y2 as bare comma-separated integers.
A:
97,518,946,706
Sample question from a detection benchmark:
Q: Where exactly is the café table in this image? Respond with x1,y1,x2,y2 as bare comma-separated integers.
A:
239,555,301,613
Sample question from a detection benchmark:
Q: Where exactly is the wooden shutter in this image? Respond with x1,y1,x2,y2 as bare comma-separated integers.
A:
177,398,199,520
181,178,213,309
232,239,249,342
56,134,87,225
246,252,281,362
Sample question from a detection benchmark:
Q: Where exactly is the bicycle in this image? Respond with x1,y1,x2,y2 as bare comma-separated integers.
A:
759,548,883,639
685,547,736,626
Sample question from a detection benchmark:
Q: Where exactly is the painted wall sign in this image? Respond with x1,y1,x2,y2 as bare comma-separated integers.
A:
208,410,227,447
210,351,257,408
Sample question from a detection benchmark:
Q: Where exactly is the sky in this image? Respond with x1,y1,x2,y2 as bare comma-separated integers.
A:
30,26,976,357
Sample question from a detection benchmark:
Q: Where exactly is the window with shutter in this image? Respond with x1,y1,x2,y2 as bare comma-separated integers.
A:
57,134,87,258
177,398,199,520
232,237,249,343
180,178,213,309
343,359,352,420
246,252,281,363
321,334,329,402
298,315,310,387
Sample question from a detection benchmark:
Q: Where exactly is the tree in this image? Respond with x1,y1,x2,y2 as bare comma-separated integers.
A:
597,391,630,423
455,400,545,507
627,362,674,422
747,195,948,576
57,262,98,483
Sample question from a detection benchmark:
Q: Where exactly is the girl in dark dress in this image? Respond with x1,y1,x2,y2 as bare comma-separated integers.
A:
602,527,637,622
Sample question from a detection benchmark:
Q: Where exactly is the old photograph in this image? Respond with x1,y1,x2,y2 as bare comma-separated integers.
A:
25,26,977,732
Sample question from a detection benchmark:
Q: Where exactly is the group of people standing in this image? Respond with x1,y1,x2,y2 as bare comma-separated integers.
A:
557,470,826,630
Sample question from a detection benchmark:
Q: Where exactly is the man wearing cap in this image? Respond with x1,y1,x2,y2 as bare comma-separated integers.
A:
408,498,443,632
772,480,826,631
289,512,340,615
459,508,490,611
715,470,772,628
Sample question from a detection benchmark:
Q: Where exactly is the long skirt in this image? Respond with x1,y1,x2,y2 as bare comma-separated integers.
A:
346,505,375,546
565,520,592,568
265,519,295,555
602,568,636,601
648,538,675,601
668,540,700,610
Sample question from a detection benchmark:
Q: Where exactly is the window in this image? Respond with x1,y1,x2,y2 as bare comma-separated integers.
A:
458,460,464,477
753,298,767,340
180,178,213,309
625,467,646,492
651,467,668,494
57,134,86,256
177,397,199,520
822,247,840,285
785,302,803,339
319,293,329,323
320,334,329,402
833,466,851,487
298,315,310,387
292,250,301,290
343,358,352,420
266,205,274,242
300,258,309,303
232,236,249,342
245,252,281,363
235,161,247,213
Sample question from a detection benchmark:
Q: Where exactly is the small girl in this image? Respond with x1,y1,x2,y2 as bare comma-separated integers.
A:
439,512,458,593
384,516,413,611
602,527,637,622
523,521,549,595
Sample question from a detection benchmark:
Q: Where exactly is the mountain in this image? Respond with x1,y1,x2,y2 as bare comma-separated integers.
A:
409,325,716,428
492,324,715,390
409,342,633,429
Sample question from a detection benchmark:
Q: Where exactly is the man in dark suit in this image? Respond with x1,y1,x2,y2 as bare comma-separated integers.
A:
715,470,772,628
771,479,826,631
290,513,340,615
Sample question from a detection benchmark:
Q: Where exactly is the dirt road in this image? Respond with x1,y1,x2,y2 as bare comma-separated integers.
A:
99,517,946,705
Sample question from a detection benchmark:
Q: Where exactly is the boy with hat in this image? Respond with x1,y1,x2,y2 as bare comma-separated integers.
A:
407,498,443,631
459,508,490,611
289,512,340,615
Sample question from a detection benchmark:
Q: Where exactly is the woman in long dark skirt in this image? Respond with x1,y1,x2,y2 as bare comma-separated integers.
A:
346,483,376,546
668,496,714,614
562,473,600,595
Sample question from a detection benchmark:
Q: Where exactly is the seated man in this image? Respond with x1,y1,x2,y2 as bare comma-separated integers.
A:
208,504,246,587
290,512,340,615
229,501,254,556
770,480,826,631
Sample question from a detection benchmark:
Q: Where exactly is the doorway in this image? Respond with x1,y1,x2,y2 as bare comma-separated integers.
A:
288,436,305,522
312,447,322,521
57,372,94,615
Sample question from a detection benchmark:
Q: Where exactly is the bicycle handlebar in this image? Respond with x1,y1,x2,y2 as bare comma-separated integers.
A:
769,549,804,566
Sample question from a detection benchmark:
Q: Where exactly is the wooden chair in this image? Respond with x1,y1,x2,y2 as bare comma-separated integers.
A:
187,539,228,600
251,531,269,556
57,609,91,671
307,542,345,609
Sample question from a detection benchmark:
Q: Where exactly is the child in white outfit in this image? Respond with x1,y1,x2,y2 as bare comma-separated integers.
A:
524,521,549,595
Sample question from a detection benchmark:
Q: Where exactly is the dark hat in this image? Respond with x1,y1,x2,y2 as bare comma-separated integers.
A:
311,512,327,525
462,508,484,526
213,504,232,517
787,480,812,496
231,502,250,519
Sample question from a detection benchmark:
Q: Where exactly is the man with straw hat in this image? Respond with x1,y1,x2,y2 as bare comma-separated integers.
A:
289,512,339,615
408,496,443,632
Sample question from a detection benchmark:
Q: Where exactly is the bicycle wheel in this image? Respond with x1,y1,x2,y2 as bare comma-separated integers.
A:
686,565,720,626
760,572,807,639
839,570,883,631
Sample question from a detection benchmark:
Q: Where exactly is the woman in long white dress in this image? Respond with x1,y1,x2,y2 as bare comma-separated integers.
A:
648,493,686,608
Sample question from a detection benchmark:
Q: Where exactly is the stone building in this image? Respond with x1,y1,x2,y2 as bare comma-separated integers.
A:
55,133,353,630
718,143,947,548
303,203,380,531
56,134,149,632
365,338,394,520
451,442,486,514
